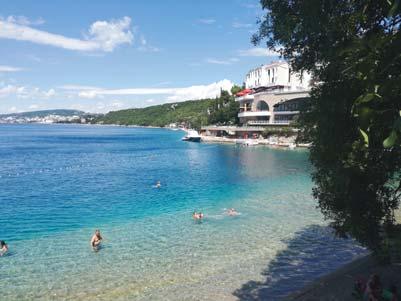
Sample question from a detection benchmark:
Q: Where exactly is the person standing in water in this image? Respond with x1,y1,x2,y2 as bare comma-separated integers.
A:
0,240,8,256
90,230,103,250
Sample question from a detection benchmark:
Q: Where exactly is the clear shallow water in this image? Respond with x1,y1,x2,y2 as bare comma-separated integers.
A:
0,124,366,300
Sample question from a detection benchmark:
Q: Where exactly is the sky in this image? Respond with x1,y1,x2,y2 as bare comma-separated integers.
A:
0,0,279,113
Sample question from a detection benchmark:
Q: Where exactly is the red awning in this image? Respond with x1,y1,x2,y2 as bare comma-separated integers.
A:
236,89,252,97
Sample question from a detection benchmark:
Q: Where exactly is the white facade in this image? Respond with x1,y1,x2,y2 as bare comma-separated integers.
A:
237,61,312,126
245,61,311,90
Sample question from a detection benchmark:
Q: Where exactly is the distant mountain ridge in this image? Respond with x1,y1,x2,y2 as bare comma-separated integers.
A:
0,109,86,118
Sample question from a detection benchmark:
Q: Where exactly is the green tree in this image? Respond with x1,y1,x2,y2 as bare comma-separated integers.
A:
208,90,240,125
231,84,244,95
254,0,401,251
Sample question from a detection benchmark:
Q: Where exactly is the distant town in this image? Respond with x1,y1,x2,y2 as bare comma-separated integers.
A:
0,109,99,124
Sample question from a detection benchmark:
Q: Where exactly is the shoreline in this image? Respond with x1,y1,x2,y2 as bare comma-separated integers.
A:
1,123,310,149
284,254,401,301
200,134,310,149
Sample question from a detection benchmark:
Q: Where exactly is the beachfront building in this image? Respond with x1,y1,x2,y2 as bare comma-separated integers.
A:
200,61,312,142
237,61,311,126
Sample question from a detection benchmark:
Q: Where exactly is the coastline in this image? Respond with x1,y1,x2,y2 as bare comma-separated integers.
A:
200,134,310,149
284,254,401,301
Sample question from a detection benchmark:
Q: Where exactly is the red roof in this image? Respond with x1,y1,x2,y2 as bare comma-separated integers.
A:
236,89,252,97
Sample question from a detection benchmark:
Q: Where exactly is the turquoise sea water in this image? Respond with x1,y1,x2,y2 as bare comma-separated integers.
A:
0,124,366,300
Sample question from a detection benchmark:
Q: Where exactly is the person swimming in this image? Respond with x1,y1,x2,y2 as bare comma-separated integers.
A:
0,240,8,256
227,208,238,216
90,230,103,250
155,181,161,188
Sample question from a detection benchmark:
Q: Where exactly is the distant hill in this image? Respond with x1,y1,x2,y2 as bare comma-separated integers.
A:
0,109,86,118
97,90,240,129
97,99,216,128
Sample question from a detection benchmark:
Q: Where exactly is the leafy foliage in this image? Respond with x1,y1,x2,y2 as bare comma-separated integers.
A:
255,0,401,250
208,90,240,125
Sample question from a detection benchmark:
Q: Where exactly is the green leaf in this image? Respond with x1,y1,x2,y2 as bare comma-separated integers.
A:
359,129,369,146
355,93,381,105
357,107,374,130
383,130,398,148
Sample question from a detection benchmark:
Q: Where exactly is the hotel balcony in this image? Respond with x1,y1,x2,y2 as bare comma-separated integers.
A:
239,107,252,113
273,110,300,115
238,111,271,118
247,120,271,125
273,120,291,124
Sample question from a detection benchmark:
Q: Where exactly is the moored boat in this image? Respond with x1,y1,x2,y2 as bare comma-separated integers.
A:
182,130,201,142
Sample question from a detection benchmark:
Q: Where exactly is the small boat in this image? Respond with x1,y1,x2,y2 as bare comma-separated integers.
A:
182,130,201,142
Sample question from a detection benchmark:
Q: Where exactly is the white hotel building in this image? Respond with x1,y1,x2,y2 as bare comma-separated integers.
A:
237,61,311,126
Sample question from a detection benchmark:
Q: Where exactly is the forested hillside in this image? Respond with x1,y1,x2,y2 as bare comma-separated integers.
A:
97,87,241,129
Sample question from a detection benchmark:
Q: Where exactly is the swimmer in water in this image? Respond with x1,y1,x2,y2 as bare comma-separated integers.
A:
227,208,238,216
90,229,103,250
155,181,161,188
192,211,204,220
0,240,8,256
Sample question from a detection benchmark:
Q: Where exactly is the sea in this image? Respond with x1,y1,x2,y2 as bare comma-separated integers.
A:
0,124,367,301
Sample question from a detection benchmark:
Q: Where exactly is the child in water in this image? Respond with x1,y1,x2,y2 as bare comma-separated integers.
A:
0,240,8,256
192,211,204,220
90,230,103,251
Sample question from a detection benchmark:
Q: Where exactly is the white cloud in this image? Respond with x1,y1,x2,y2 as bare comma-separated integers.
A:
43,88,56,98
0,65,23,72
29,104,39,110
166,80,233,101
0,16,133,52
110,100,124,109
232,22,253,28
69,80,234,102
95,102,106,110
0,84,57,99
205,57,239,65
238,47,280,57
9,106,17,112
198,18,216,25
4,15,45,26
85,17,133,52
0,85,20,98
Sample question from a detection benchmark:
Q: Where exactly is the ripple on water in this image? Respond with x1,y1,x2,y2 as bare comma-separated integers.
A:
0,124,367,300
